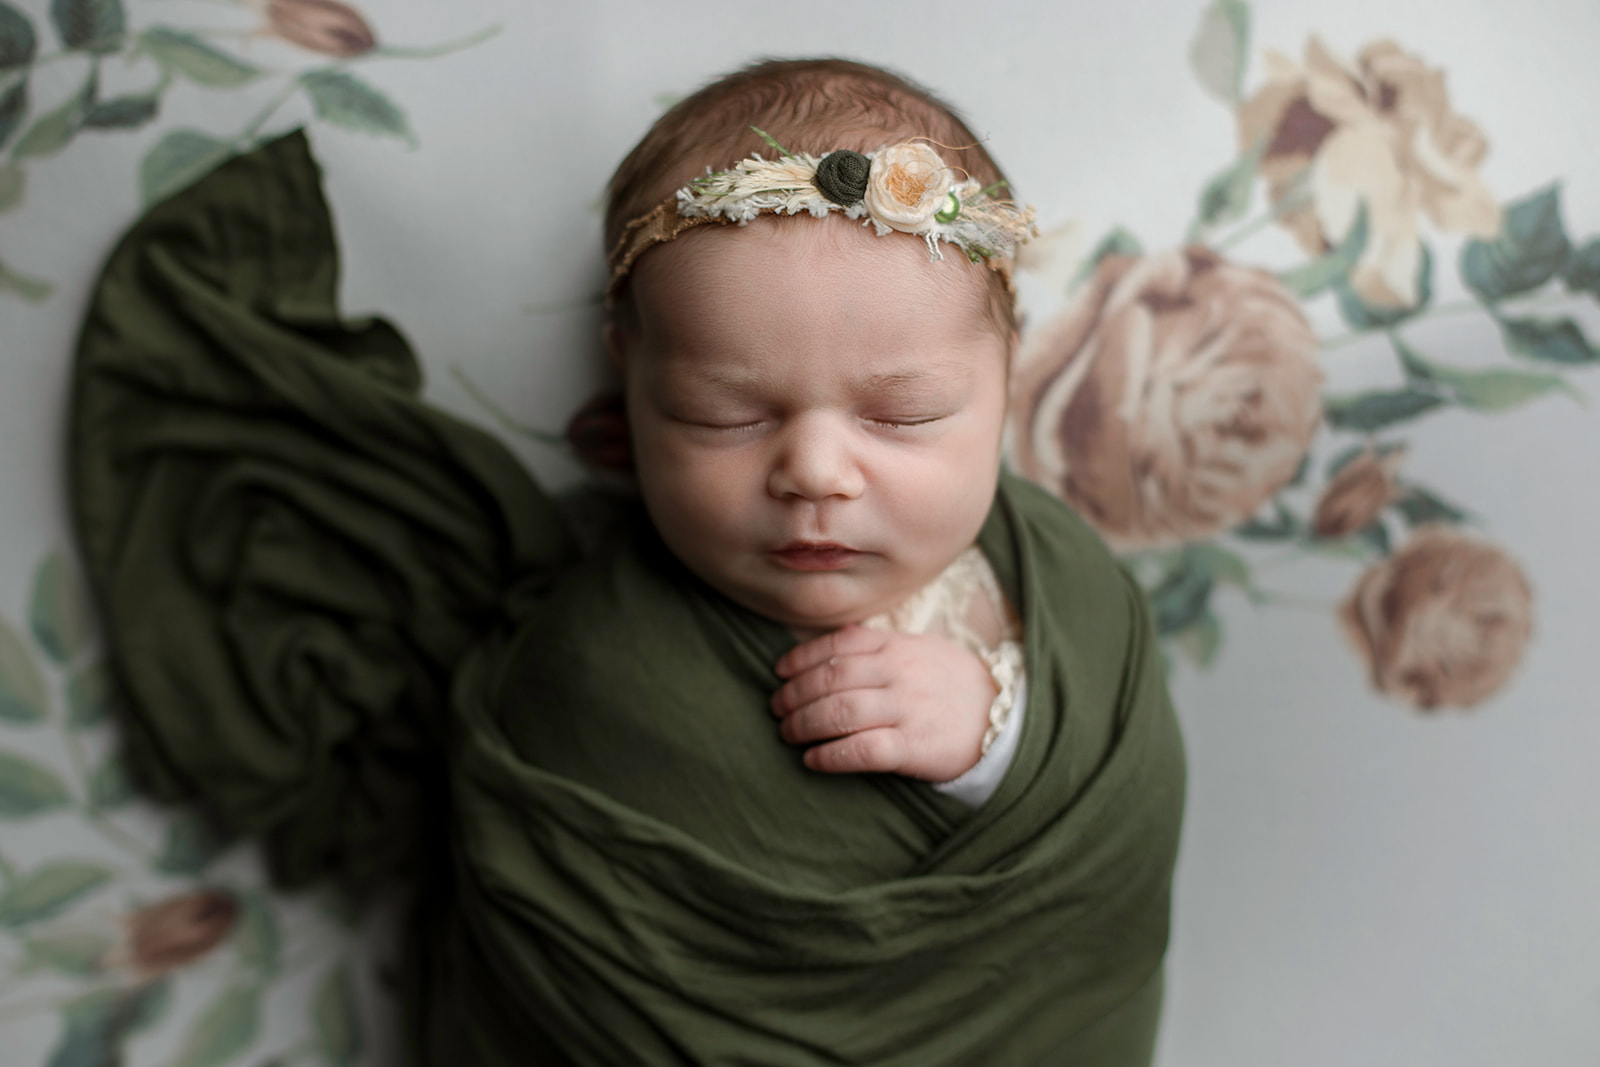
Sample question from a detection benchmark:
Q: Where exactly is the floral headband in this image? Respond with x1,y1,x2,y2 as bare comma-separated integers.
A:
605,129,1038,306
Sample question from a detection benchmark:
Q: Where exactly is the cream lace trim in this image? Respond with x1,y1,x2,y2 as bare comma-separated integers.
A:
860,546,1025,754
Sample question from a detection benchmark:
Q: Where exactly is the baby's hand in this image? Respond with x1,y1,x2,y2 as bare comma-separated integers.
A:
770,624,995,782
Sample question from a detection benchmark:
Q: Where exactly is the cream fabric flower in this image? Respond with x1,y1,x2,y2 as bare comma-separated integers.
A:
864,142,955,234
1010,248,1323,550
1237,36,1501,308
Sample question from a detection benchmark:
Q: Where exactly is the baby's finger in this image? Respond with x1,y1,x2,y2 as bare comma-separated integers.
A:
778,689,896,745
802,728,907,775
770,651,889,714
774,623,888,678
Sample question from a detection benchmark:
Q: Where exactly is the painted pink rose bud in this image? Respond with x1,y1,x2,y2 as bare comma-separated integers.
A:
262,0,376,58
1340,525,1533,709
103,889,239,979
1313,446,1405,538
1010,247,1323,550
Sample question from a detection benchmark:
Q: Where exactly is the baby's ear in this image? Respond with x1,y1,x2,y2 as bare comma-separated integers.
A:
603,322,628,375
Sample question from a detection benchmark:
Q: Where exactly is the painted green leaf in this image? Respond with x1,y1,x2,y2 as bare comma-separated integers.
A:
138,26,260,88
0,616,48,723
154,810,236,875
235,891,280,975
0,160,24,212
1195,138,1264,230
31,549,93,664
1072,227,1143,289
1397,334,1582,410
0,257,54,300
0,749,72,816
88,751,135,810
1285,450,1310,487
1498,314,1599,365
25,927,115,974
300,69,414,144
314,962,363,1065
12,61,94,158
1149,555,1215,636
1334,244,1434,331
1461,184,1571,301
1324,441,1403,479
0,861,113,926
82,91,158,129
140,127,232,206
1435,364,1576,410
0,1,38,69
1282,204,1368,299
1563,237,1600,298
1392,485,1469,527
1188,543,1252,589
172,983,261,1067
1188,0,1250,105
1171,609,1223,669
0,75,26,154
68,660,114,727
1324,442,1367,479
49,980,173,1067
50,0,124,53
1322,387,1447,432
1355,519,1391,556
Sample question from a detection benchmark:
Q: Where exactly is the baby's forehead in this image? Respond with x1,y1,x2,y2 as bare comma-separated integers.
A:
629,215,996,332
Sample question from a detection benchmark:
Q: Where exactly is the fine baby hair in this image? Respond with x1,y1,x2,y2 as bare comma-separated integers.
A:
571,57,1033,473
605,57,1024,326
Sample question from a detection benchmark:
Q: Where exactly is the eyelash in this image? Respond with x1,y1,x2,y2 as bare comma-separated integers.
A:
695,416,946,434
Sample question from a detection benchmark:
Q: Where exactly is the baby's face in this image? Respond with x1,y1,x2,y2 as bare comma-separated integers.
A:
611,214,1011,633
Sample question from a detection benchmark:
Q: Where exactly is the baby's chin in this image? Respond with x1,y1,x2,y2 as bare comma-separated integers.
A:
718,573,922,639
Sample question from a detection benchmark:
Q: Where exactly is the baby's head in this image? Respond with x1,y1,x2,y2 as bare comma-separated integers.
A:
600,58,1028,633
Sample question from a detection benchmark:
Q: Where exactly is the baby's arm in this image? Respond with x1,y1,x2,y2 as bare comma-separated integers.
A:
769,624,997,783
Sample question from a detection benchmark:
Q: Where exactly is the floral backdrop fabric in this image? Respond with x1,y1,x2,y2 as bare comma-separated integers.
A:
1,0,1596,1064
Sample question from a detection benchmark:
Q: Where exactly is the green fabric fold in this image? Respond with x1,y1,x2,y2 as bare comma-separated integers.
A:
69,129,1187,1066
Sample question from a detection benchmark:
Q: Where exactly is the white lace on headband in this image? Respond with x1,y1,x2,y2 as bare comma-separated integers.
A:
606,128,1037,305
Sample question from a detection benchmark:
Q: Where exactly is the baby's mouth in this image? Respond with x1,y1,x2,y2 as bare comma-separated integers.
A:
769,541,864,571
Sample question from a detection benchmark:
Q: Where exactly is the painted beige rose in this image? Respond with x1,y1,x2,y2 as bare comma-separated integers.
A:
258,0,377,57
1313,446,1405,538
864,142,954,233
1011,248,1323,549
1340,525,1533,709
102,889,239,980
1237,36,1500,308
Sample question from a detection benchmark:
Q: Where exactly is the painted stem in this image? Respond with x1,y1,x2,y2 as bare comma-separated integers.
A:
1319,289,1579,349
449,363,567,447
1250,588,1337,613
373,24,503,60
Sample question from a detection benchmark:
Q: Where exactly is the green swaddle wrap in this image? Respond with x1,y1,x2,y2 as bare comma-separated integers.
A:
69,130,1187,1066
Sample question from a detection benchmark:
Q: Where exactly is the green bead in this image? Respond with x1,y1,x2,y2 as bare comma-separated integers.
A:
935,192,961,224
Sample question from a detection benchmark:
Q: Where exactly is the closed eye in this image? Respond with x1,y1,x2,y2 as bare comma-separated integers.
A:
867,415,948,430
677,417,767,433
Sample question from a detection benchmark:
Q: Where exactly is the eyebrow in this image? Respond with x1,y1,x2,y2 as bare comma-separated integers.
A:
685,363,973,392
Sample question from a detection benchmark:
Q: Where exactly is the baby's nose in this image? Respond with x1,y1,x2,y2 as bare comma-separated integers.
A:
766,415,865,501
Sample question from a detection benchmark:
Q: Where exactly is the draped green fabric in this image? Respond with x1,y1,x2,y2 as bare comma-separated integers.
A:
69,130,1187,1066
